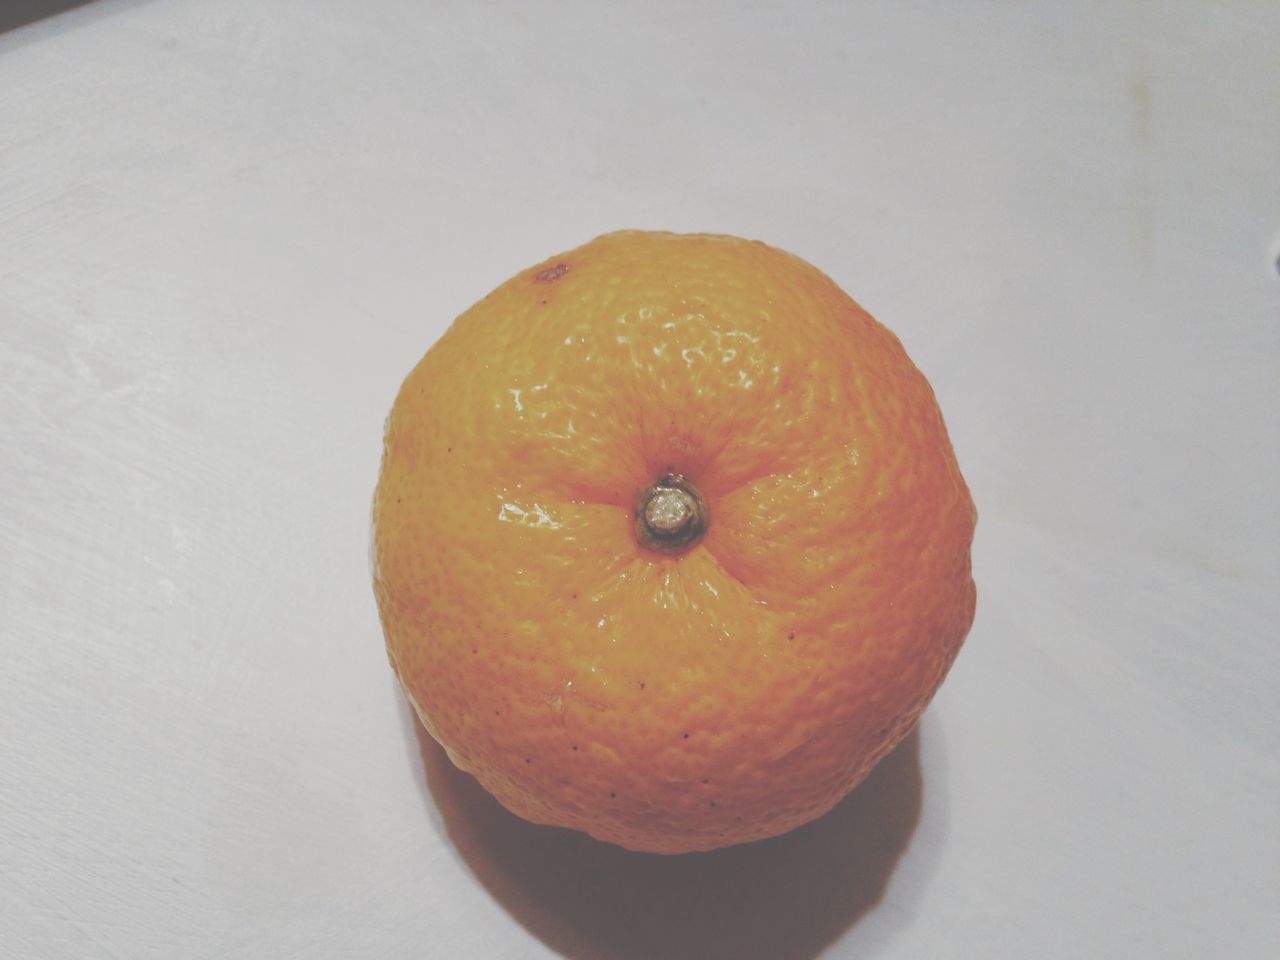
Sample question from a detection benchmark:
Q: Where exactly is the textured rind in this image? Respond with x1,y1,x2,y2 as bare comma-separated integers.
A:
373,231,976,854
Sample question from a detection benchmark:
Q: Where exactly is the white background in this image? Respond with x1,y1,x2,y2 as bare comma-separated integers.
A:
2,2,1277,958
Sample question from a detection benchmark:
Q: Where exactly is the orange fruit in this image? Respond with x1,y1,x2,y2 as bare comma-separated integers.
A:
373,231,975,854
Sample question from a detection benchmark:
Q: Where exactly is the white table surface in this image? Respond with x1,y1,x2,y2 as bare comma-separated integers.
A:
2,2,1277,958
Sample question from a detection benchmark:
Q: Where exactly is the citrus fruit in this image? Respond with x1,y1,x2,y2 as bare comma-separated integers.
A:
373,230,975,854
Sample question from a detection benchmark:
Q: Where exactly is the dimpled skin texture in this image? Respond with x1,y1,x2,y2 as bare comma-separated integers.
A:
373,231,976,854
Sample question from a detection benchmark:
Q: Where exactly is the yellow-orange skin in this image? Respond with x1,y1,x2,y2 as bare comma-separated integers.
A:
374,231,975,854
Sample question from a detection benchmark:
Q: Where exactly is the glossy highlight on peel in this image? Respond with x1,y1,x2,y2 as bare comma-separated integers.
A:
373,230,976,854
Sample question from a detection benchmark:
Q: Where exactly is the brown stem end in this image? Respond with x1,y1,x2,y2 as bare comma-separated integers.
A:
635,474,707,553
